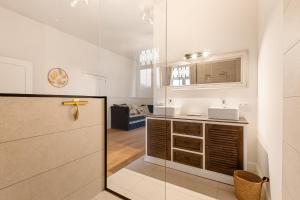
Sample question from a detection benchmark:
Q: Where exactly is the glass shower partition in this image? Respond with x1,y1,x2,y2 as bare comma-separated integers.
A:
103,0,168,199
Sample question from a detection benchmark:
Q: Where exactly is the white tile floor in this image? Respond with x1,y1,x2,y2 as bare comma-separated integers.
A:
105,157,237,200
92,191,122,200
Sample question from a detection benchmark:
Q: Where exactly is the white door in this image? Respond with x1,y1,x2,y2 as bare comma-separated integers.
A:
0,56,33,94
81,73,108,96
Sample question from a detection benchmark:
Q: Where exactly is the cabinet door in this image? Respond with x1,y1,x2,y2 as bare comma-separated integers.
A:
205,124,243,176
147,119,171,160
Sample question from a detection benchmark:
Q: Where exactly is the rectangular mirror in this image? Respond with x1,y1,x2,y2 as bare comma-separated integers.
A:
162,51,248,89
196,58,241,84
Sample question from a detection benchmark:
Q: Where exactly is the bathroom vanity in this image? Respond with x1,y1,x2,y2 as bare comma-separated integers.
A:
144,115,248,185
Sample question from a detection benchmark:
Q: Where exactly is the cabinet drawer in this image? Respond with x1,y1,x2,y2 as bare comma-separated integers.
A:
173,136,203,153
173,150,203,168
173,121,203,137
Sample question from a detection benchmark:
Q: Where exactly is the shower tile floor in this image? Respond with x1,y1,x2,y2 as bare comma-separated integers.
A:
105,157,237,200
92,191,121,200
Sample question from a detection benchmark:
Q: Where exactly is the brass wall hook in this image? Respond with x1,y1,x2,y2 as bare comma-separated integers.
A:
73,104,79,120
62,99,88,120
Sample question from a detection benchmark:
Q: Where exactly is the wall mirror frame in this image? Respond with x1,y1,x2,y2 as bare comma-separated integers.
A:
164,50,249,90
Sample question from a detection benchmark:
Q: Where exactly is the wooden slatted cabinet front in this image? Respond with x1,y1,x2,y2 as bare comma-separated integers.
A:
205,124,244,176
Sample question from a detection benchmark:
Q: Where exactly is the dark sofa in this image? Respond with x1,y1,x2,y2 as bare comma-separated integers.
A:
111,105,153,131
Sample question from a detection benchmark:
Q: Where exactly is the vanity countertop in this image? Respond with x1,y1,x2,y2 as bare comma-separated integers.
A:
147,114,248,124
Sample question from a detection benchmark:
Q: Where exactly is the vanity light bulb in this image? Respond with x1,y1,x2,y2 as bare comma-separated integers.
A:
70,0,79,7
203,51,210,58
191,53,198,59
149,18,154,25
70,0,88,7
142,13,146,21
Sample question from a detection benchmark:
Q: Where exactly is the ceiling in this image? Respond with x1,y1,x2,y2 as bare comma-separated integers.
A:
0,0,156,59
100,0,154,59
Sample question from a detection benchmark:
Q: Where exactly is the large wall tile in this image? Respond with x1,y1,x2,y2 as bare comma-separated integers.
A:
0,125,104,189
283,98,300,152
284,43,300,97
284,0,300,52
0,97,104,143
0,152,103,200
283,1,300,199
283,143,300,200
284,0,292,11
283,186,295,200
63,177,104,200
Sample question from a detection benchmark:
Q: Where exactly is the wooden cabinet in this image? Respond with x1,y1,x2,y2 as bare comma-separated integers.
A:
205,124,244,176
146,117,246,183
147,119,171,160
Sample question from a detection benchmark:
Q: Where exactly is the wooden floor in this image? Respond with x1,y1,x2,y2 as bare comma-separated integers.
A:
107,127,145,176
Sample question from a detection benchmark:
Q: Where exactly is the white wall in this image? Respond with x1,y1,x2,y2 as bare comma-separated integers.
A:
154,0,258,165
97,48,153,128
0,5,135,95
0,6,45,93
43,25,101,96
257,0,283,199
0,6,152,128
98,48,136,98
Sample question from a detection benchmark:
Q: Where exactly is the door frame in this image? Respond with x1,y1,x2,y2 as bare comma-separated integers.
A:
0,56,33,94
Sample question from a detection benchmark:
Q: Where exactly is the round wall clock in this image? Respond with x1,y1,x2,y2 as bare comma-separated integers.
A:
48,68,69,88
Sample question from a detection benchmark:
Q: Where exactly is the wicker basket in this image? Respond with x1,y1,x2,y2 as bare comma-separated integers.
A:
234,170,269,200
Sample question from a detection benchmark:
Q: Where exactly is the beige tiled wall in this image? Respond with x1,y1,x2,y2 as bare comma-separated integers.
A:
283,0,300,199
0,97,105,200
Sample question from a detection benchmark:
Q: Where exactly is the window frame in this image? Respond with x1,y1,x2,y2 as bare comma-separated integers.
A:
139,67,152,89
170,65,191,87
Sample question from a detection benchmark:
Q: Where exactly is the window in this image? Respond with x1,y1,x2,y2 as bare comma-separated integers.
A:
171,65,191,86
139,48,159,66
140,68,152,88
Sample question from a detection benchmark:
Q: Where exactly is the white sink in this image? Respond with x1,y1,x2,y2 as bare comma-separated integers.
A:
208,107,239,120
154,106,181,116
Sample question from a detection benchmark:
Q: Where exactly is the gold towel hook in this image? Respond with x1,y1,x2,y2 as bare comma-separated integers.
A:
62,99,88,121
74,104,79,120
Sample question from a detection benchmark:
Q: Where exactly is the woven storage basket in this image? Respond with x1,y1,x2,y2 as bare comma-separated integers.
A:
234,170,269,200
